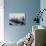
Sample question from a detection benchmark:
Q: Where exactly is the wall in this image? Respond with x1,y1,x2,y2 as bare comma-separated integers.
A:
4,0,40,42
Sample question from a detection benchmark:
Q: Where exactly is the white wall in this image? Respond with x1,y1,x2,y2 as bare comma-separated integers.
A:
0,0,4,42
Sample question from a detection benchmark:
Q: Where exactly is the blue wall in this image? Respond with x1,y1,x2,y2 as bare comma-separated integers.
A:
4,0,40,42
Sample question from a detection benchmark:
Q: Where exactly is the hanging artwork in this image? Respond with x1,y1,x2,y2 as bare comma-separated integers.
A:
9,13,26,26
